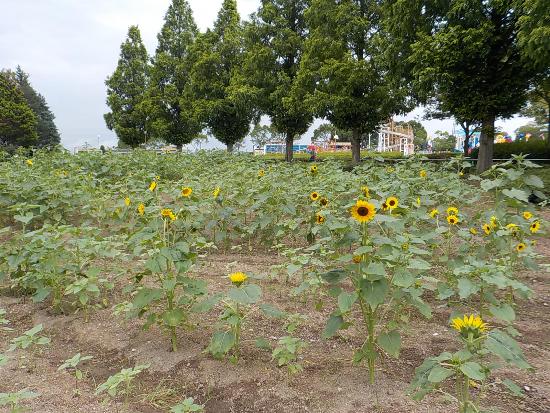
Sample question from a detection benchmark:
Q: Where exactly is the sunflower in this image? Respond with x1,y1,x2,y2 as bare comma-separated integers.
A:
213,187,221,198
229,271,247,286
386,196,398,210
381,202,389,211
490,216,498,229
137,203,145,216
530,221,540,233
416,197,421,206
258,169,265,177
310,191,320,201
350,200,376,223
446,206,458,216
124,197,131,207
149,181,157,192
469,228,478,235
482,223,491,235
447,215,459,225
419,170,427,178
429,208,439,218
26,159,33,166
523,211,533,220
516,242,526,252
161,208,176,220
310,164,318,174
181,187,193,197
315,213,325,224
352,255,362,264
361,186,370,198
451,314,488,339
319,197,329,207
505,223,518,233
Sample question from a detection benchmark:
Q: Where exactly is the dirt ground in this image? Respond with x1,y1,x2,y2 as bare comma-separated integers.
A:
1,218,550,413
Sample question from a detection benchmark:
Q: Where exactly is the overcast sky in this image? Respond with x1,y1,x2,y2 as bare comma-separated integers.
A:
1,0,531,150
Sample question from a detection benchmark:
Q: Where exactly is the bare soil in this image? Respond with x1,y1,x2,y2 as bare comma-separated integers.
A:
1,220,549,413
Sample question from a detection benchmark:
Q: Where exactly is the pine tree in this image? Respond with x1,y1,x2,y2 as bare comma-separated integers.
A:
0,71,38,147
15,66,60,147
240,0,312,161
147,0,201,148
190,0,253,152
104,26,150,148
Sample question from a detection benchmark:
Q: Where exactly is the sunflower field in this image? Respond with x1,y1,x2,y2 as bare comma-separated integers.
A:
0,150,548,413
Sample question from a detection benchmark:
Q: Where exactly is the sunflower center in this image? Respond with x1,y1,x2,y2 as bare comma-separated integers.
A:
389,200,396,206
357,206,369,216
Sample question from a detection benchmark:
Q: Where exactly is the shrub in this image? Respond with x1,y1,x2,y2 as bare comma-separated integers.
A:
470,139,550,159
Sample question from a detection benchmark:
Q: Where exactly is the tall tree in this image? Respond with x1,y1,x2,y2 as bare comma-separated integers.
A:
521,74,550,142
409,0,535,172
240,0,312,161
147,0,201,148
104,26,150,148
296,0,410,164
249,123,285,148
190,0,253,152
517,0,550,71
0,71,38,147
14,67,60,147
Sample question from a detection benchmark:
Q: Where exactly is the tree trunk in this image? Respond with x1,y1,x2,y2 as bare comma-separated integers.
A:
476,115,495,173
285,132,293,162
227,142,234,153
463,133,470,157
351,128,361,164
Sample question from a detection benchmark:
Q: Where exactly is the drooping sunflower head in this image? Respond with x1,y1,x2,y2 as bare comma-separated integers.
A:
447,206,458,216
516,242,526,252
505,223,519,233
386,196,398,210
482,223,491,235
315,213,325,224
429,208,439,218
350,200,376,223
382,202,389,211
258,169,265,177
530,221,540,233
229,271,247,286
213,187,221,198
469,228,478,235
137,203,145,216
26,159,33,166
361,186,370,198
124,197,131,207
352,255,362,264
451,314,488,339
523,211,533,220
447,215,459,225
310,191,320,201
319,197,329,207
419,170,427,178
490,216,498,229
181,187,193,197
149,181,157,192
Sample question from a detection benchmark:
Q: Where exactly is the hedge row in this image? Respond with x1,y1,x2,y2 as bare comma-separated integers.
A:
470,139,550,159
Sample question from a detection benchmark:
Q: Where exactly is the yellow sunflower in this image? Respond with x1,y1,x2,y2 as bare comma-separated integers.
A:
419,170,427,178
523,211,533,220
258,169,265,177
516,242,526,252
161,208,176,220
530,221,540,233
149,181,157,192
26,159,33,166
350,200,376,223
361,186,370,198
310,191,320,201
447,206,458,216
319,197,329,207
386,196,398,210
505,223,518,233
482,223,491,235
181,187,193,197
310,164,318,174
124,197,131,207
447,215,459,225
381,202,389,211
137,203,145,216
490,216,498,229
213,187,221,198
352,255,362,264
229,271,247,286
429,208,439,218
315,213,325,224
451,314,488,339
469,228,478,235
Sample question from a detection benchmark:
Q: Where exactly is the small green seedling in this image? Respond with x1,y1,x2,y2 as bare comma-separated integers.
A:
170,397,205,412
95,364,149,409
0,389,39,413
58,353,93,395
8,324,50,352
0,308,13,331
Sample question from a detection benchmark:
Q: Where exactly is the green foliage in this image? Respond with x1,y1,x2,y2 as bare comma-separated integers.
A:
249,123,285,148
95,364,149,407
58,353,94,394
470,140,550,160
0,390,39,413
517,0,550,70
396,120,428,148
190,0,253,151
432,131,457,152
170,397,205,412
147,0,201,147
8,324,50,352
105,26,150,147
0,71,37,147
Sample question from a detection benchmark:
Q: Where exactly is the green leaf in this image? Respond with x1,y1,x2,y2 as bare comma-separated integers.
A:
207,330,236,357
337,291,358,313
255,338,272,351
502,378,524,397
408,258,431,270
360,278,388,310
523,174,543,188
259,304,286,319
489,303,515,323
457,278,479,299
392,268,414,288
485,330,531,370
427,366,454,383
191,293,222,313
502,188,529,203
322,314,344,339
377,330,401,358
132,288,163,310
162,309,185,327
365,262,385,280
460,362,485,381
228,284,261,305
321,269,347,284
286,263,301,276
